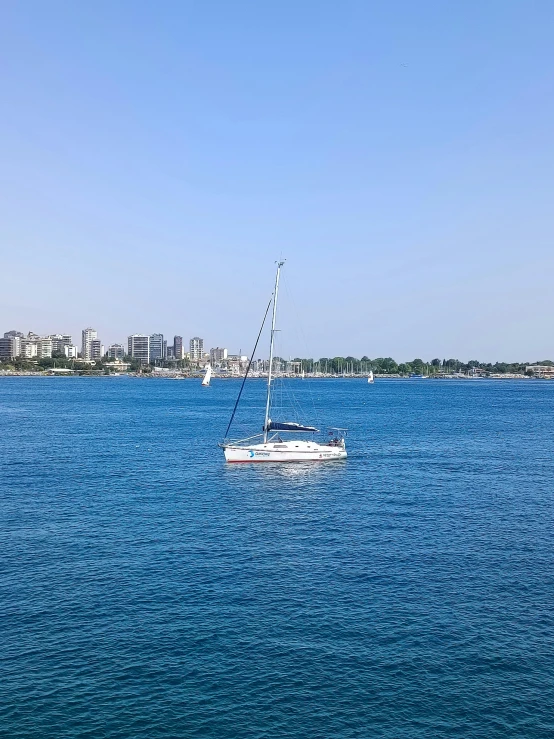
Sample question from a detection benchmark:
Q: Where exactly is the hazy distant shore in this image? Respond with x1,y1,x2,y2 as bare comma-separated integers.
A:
0,372,549,380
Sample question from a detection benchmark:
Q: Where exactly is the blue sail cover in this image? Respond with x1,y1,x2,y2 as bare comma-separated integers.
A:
265,421,319,433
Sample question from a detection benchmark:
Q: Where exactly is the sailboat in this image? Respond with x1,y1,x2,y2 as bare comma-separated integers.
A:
220,261,347,462
201,364,212,387
368,370,374,384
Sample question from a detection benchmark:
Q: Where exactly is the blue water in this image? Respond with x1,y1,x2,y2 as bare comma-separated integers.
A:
1,378,554,738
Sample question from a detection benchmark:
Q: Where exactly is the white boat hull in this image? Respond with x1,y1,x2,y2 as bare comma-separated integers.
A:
223,439,347,463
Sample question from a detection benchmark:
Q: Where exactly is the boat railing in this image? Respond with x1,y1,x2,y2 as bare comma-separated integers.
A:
220,433,265,447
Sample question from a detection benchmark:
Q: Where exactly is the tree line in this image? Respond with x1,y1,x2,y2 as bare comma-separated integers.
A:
1,354,144,373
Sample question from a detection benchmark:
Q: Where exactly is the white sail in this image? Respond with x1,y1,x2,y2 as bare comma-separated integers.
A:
368,370,374,383
202,364,212,386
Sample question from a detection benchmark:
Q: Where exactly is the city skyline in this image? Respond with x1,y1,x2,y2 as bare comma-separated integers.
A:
0,327,243,365
1,323,553,368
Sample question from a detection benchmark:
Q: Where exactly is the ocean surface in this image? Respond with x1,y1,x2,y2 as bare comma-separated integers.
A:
1,377,554,738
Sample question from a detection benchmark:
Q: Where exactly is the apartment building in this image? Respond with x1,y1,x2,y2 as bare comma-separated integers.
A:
128,334,150,363
107,344,125,360
189,337,204,362
149,333,165,361
81,328,98,360
174,336,183,360
210,347,228,364
90,339,104,360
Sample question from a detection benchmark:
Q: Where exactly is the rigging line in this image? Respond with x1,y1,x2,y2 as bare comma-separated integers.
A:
224,297,273,440
281,278,319,425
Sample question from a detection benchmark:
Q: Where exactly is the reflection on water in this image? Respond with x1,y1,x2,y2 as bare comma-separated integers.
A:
222,459,348,485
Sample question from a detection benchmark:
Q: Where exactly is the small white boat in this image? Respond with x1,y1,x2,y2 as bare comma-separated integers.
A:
368,370,374,383
201,364,212,387
220,262,347,463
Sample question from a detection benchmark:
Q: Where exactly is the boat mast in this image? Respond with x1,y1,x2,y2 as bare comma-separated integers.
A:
263,260,285,442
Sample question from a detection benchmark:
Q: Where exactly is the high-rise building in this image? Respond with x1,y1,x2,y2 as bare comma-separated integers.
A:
0,338,11,360
81,328,97,360
128,334,150,363
90,339,103,360
174,336,183,360
1,332,22,359
149,333,165,361
37,338,53,358
64,345,78,359
0,335,21,360
189,337,204,362
107,344,125,360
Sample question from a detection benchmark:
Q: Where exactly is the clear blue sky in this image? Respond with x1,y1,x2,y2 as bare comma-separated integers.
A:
1,1,553,361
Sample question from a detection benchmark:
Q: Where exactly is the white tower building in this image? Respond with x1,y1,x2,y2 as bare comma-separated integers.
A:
81,328,98,360
189,337,204,362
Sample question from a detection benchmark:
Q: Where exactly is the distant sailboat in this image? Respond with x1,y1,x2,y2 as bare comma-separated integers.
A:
368,370,374,384
202,364,212,387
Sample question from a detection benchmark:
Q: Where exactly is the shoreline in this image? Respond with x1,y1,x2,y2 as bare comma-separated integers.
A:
0,372,549,381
